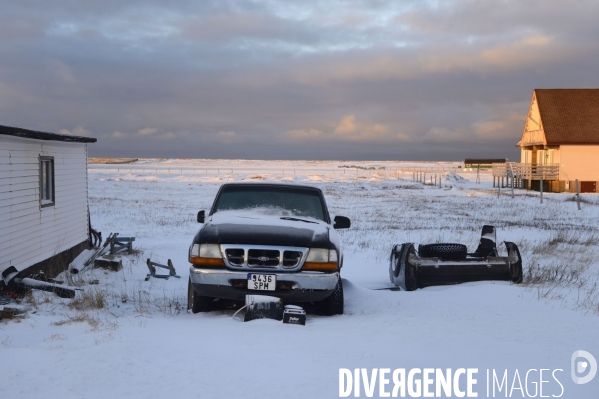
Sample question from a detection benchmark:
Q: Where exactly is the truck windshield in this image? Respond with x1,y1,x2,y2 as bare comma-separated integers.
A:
213,186,326,221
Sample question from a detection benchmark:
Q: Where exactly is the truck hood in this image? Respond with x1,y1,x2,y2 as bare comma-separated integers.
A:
196,211,333,248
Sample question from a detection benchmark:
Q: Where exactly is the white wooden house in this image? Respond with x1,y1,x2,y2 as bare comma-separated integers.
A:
517,89,599,192
0,125,96,278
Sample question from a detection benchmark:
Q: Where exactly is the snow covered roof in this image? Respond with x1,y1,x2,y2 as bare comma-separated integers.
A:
0,124,97,143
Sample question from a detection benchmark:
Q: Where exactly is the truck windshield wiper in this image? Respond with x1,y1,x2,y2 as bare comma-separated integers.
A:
280,216,318,224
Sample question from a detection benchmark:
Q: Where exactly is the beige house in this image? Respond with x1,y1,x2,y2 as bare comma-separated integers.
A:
517,89,599,193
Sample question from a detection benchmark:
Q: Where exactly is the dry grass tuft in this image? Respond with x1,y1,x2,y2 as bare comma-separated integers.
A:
53,312,101,329
523,261,587,286
69,287,108,311
547,230,599,246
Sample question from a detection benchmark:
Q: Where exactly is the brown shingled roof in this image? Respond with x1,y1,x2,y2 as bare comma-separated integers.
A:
535,89,599,145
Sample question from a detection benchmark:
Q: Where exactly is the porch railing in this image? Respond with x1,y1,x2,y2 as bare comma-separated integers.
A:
492,163,559,180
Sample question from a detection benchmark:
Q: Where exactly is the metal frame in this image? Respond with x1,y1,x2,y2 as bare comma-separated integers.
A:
110,237,135,255
146,259,180,280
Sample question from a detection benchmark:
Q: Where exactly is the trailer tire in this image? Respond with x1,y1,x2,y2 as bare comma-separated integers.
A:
511,262,523,284
418,243,467,259
390,245,402,279
505,242,523,284
390,243,418,291
404,246,418,291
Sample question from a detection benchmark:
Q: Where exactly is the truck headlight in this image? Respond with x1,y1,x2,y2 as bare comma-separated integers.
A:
189,243,225,267
303,248,339,271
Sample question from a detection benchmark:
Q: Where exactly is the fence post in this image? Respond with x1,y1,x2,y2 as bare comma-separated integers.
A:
511,175,514,198
576,179,581,210
498,179,501,197
540,176,543,204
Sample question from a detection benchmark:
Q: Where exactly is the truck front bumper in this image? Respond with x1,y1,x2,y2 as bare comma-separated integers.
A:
189,267,339,302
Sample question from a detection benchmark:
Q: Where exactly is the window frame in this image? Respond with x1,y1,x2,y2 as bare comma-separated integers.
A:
39,156,55,207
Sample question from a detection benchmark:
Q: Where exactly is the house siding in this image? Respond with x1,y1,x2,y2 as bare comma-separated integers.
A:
0,135,89,274
558,145,599,181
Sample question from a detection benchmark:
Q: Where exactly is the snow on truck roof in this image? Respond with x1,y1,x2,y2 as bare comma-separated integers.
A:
220,182,323,191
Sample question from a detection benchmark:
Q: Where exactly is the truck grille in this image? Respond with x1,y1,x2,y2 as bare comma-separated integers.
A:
283,251,303,267
248,249,280,267
220,245,308,271
224,248,244,266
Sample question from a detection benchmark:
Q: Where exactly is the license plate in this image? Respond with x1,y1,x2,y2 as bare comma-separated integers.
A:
247,274,276,291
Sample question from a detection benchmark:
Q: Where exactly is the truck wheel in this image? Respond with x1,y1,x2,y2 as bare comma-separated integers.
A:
188,278,212,313
418,243,467,259
320,277,344,316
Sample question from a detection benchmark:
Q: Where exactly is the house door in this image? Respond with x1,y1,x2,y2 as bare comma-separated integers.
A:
545,149,554,165
580,182,596,193
537,150,554,165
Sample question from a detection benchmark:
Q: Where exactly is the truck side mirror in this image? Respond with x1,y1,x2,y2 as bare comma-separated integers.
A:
197,210,205,223
333,215,351,229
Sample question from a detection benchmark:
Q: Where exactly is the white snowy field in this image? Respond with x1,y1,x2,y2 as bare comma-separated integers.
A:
2,159,599,399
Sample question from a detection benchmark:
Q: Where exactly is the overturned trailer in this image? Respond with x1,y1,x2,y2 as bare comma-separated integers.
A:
389,226,523,291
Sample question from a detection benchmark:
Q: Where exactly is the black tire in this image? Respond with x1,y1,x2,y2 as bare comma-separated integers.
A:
505,242,523,284
418,243,467,260
188,278,212,313
389,245,401,282
511,262,523,284
320,277,344,316
404,247,418,291
390,243,418,291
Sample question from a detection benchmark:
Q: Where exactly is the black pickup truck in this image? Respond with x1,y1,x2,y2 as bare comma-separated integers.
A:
188,183,351,315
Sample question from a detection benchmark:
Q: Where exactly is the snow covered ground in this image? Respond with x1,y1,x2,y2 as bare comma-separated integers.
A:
2,159,599,398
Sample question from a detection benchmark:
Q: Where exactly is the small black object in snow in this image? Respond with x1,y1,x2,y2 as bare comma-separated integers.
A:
283,305,306,325
389,225,523,291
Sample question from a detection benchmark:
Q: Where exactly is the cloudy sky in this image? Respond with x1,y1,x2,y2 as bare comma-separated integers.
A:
1,1,598,160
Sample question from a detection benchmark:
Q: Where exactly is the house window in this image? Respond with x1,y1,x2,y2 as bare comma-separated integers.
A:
40,156,55,206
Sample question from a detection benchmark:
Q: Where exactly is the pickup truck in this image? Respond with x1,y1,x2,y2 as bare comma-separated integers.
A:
188,183,350,315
